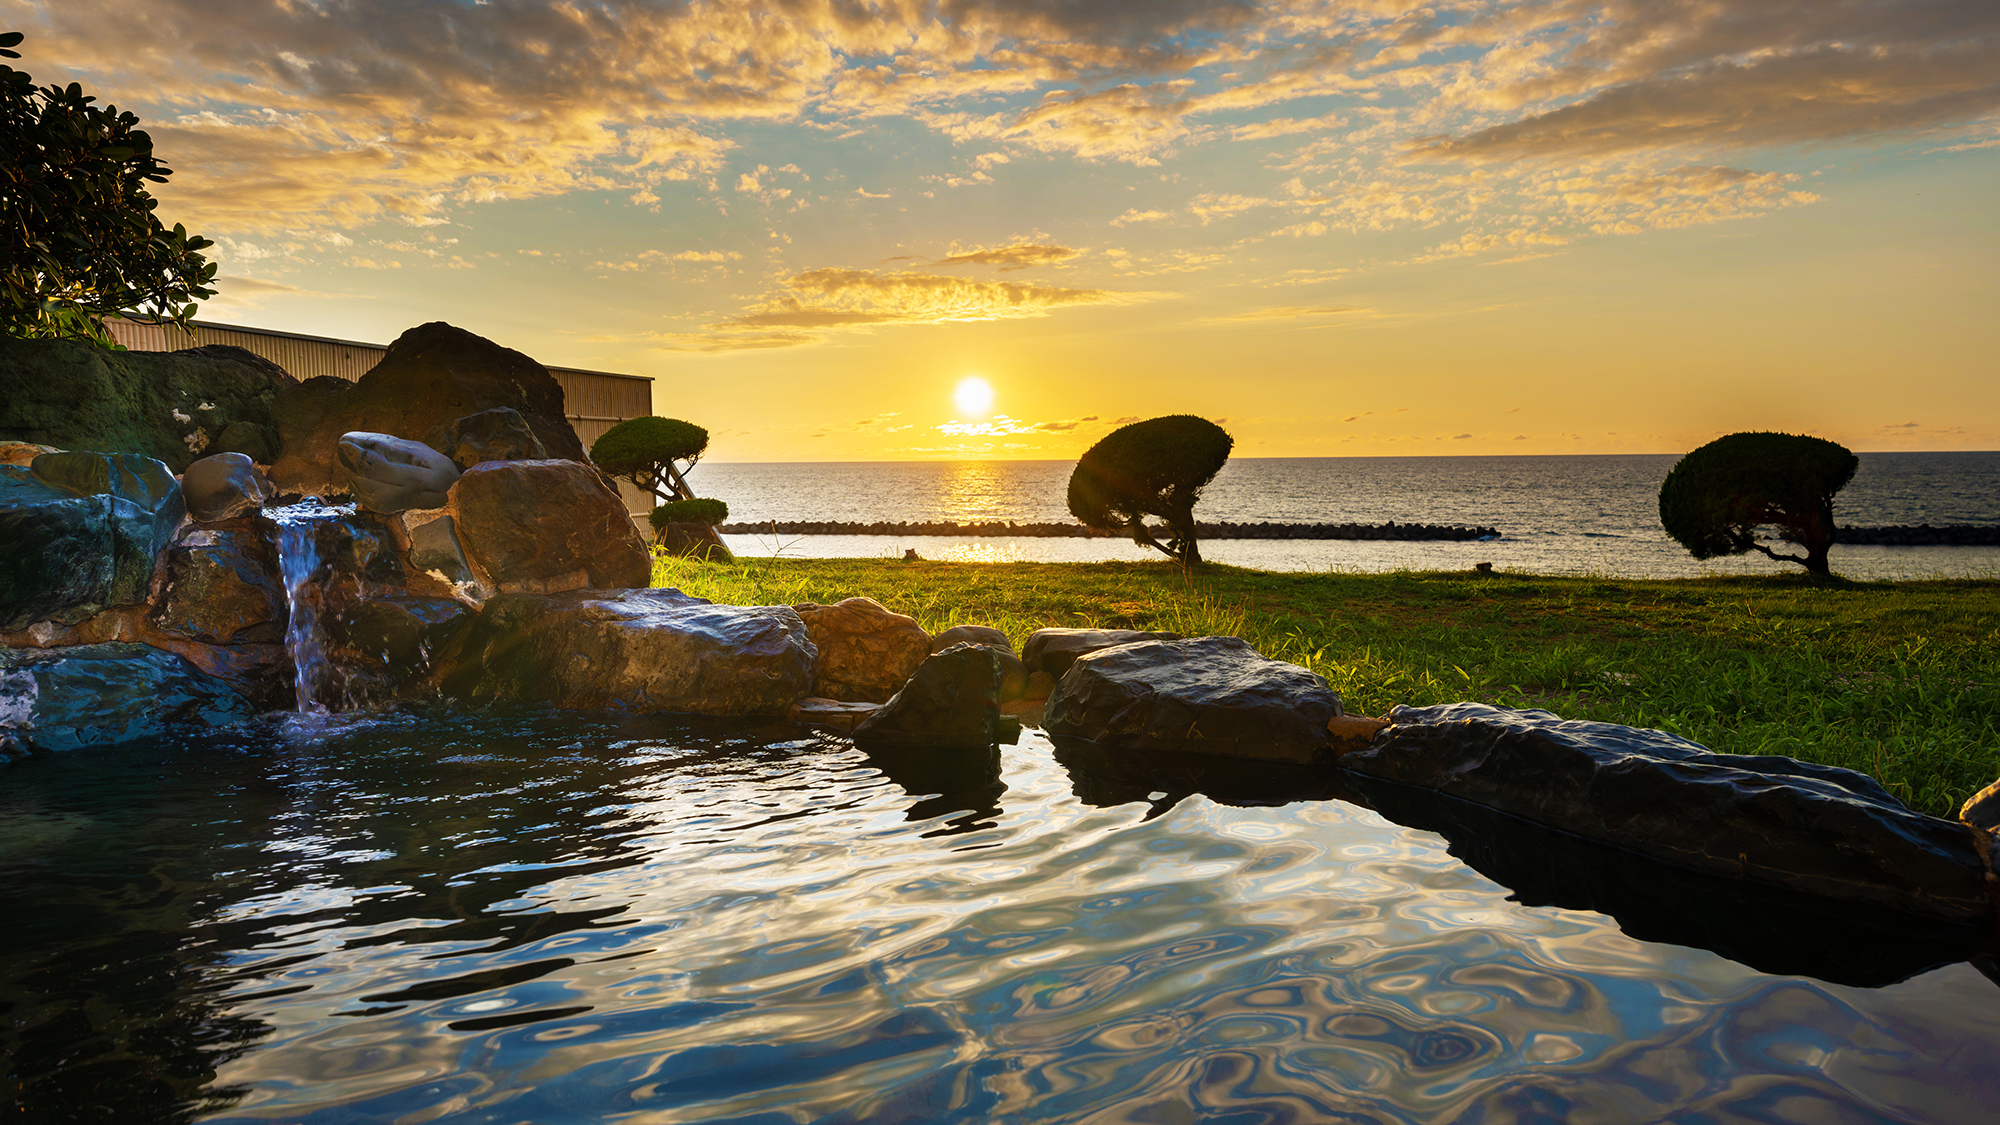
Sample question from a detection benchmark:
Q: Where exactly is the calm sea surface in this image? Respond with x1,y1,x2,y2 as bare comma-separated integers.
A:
700,453,2000,579
4,713,1996,1121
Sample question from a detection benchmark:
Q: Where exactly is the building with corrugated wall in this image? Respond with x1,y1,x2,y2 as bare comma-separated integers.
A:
105,318,658,515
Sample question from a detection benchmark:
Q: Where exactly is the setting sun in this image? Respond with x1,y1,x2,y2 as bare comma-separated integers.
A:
954,376,994,418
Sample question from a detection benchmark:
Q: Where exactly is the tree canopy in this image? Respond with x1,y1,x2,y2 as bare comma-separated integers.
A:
1,32,216,345
590,416,709,503
1657,431,1858,577
1068,414,1233,565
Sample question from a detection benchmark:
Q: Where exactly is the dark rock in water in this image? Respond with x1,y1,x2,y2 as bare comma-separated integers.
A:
930,624,1027,703
655,521,734,562
432,588,815,717
1044,636,1342,764
0,642,254,753
448,460,651,594
151,524,287,645
0,452,184,630
425,406,548,471
0,337,293,472
182,452,274,523
338,432,462,514
1021,627,1182,678
793,596,931,704
1345,774,1990,988
1340,703,1992,924
269,322,583,498
853,643,1004,749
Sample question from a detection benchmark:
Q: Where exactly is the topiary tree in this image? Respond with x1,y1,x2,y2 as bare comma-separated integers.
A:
1068,414,1233,565
648,498,728,540
1,32,216,345
1658,431,1858,577
590,416,707,504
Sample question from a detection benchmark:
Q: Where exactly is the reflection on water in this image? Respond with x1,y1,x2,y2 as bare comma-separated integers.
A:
2,713,1997,1122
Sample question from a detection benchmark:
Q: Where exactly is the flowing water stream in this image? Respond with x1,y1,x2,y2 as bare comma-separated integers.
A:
266,502,350,715
1,712,1994,1121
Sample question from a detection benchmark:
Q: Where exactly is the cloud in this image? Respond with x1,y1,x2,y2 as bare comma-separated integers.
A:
713,266,1150,337
595,248,744,271
933,242,1084,270
1216,305,1366,321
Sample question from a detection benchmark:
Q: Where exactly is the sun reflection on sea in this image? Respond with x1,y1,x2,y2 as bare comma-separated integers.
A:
934,460,1012,525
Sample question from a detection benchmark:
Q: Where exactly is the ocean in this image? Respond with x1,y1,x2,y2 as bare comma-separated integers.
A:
696,452,2000,579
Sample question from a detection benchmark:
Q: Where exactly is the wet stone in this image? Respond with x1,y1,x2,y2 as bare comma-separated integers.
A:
0,642,254,753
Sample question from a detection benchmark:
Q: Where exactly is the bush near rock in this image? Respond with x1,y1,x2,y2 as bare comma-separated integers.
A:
1021,627,1183,679
0,642,254,752
269,322,584,498
791,596,931,703
431,588,816,717
853,643,1006,749
1044,635,1343,764
0,451,185,630
448,460,651,595
1339,702,1992,924
182,452,274,523
0,338,294,471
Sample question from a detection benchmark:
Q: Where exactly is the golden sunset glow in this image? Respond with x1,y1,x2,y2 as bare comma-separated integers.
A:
954,377,995,419
14,0,1994,460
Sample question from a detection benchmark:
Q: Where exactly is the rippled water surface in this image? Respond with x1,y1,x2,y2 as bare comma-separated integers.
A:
4,713,1997,1121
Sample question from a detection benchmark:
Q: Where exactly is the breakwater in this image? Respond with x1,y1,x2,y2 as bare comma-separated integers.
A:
716,519,1501,541
1835,525,2000,546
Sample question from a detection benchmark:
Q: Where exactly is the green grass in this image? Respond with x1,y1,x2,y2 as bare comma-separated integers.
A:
653,553,2000,819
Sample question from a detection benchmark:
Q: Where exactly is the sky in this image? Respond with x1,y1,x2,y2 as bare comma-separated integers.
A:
9,0,1997,461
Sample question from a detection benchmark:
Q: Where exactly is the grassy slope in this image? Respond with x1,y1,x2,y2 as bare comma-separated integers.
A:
653,554,2000,819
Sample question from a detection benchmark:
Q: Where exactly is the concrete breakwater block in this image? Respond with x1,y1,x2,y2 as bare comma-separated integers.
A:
1043,635,1342,764
431,588,816,718
1339,702,1992,924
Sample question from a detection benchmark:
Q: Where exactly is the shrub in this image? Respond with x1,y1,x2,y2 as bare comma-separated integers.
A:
1658,431,1858,577
591,416,707,503
649,498,728,533
1,32,216,344
1068,415,1233,565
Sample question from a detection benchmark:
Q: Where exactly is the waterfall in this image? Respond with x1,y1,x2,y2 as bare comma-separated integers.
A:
268,502,342,713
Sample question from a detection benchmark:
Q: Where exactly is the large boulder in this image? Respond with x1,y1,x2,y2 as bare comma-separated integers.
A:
0,643,255,753
1021,627,1183,679
433,588,815,716
151,523,287,646
337,432,462,514
853,643,1004,749
1339,703,1993,924
792,596,931,703
0,452,185,630
269,323,583,498
447,460,651,594
0,338,294,471
931,623,1028,703
424,406,547,471
1043,636,1342,764
182,452,274,523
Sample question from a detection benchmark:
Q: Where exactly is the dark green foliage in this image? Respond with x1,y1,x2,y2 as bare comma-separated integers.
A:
1068,415,1233,565
590,416,708,503
649,498,728,533
1,32,216,344
1659,431,1858,576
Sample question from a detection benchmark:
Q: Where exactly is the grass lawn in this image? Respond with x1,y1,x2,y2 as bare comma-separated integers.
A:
653,553,2000,819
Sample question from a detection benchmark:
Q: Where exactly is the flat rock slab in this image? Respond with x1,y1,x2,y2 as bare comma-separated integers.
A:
790,697,882,732
433,588,815,717
1340,702,1991,924
1043,635,1342,764
1021,627,1182,678
0,642,254,753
